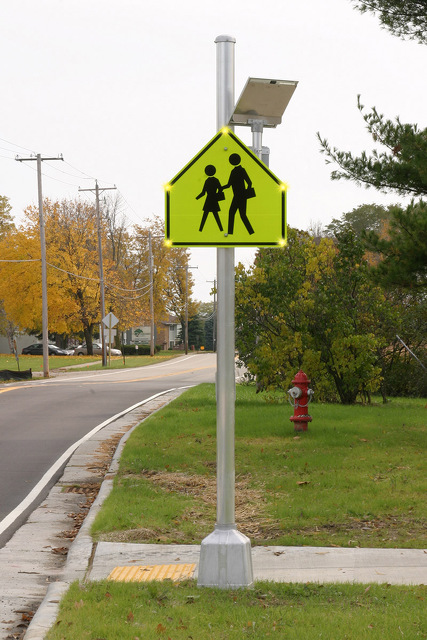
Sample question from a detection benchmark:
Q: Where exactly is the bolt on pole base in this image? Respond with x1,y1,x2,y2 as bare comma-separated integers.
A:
197,525,253,589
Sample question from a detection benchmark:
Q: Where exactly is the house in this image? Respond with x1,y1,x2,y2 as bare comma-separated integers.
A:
124,316,181,350
0,332,38,355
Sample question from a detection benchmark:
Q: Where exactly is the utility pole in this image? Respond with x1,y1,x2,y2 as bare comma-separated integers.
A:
79,181,116,367
16,153,64,378
207,279,217,352
148,231,155,357
185,264,197,354
148,233,164,357
185,264,189,355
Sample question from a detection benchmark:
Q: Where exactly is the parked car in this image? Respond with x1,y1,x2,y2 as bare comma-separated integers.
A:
22,343,73,356
73,342,122,356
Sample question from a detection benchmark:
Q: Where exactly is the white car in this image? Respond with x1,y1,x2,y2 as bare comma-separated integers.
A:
73,342,122,356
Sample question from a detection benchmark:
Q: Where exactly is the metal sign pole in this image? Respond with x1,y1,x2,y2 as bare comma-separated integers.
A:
198,34,253,589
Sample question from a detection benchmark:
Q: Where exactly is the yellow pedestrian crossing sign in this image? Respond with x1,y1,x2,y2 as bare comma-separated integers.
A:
165,128,287,247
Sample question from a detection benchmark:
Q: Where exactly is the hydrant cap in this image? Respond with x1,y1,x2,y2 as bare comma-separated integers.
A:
292,370,310,386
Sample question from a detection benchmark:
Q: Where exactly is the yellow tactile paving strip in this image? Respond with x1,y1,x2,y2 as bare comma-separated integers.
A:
107,563,196,583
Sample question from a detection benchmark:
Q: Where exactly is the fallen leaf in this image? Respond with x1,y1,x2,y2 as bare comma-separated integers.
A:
157,622,166,633
127,611,134,623
186,595,200,604
21,612,34,623
297,481,310,486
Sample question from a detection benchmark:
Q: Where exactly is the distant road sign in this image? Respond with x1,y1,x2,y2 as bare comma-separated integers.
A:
165,128,287,247
102,312,119,329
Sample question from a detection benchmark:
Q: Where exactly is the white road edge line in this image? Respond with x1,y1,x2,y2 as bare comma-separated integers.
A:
0,386,190,537
40,354,201,384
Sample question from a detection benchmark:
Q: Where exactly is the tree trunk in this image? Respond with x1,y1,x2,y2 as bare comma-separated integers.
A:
380,381,388,404
83,324,94,355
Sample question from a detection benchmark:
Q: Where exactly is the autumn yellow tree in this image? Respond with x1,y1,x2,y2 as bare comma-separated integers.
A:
0,203,196,351
131,216,198,335
0,198,131,348
0,195,17,349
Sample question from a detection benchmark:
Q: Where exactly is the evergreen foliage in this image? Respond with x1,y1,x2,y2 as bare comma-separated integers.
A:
351,0,427,44
363,200,427,289
318,97,427,198
318,97,427,289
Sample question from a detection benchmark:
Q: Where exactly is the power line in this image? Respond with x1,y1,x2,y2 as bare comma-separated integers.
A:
0,135,144,230
42,161,94,180
116,189,148,227
46,262,100,282
0,259,40,263
109,288,152,301
0,258,151,294
0,136,35,153
63,160,96,180
0,146,18,155
106,280,152,293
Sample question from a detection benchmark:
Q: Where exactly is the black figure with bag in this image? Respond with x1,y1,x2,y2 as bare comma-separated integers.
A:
196,164,224,232
222,153,255,235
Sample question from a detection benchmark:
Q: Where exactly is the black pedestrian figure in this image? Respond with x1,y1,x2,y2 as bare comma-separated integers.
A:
222,153,255,235
196,165,224,232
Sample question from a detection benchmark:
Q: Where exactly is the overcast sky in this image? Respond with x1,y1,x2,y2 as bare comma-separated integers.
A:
1,0,425,302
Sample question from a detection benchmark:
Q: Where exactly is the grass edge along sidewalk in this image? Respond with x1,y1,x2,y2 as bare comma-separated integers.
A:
45,580,427,640
91,384,426,550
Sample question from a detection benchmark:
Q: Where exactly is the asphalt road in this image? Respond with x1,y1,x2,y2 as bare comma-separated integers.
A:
0,353,216,546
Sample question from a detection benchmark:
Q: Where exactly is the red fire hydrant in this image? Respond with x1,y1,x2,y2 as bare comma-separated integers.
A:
287,370,314,432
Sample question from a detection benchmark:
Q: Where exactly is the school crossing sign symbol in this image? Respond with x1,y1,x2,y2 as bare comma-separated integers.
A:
165,128,288,247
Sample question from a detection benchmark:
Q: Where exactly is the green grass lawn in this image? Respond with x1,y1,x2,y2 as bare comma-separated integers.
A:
45,580,427,640
0,351,182,376
91,384,427,549
0,353,100,373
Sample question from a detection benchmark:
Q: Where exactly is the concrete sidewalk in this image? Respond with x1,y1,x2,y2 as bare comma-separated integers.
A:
88,541,427,586
1,386,425,639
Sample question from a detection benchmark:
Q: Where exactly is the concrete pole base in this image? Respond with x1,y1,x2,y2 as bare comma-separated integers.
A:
197,524,253,588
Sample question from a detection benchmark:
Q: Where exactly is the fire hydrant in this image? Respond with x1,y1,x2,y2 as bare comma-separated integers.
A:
287,370,314,432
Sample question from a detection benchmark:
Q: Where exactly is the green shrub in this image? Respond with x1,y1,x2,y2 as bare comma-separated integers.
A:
122,344,161,356
383,354,427,397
